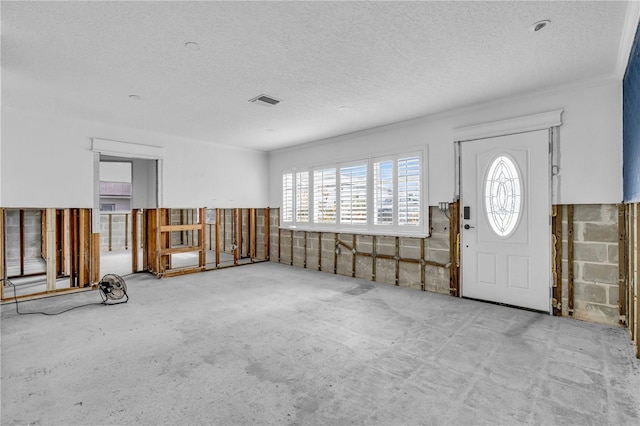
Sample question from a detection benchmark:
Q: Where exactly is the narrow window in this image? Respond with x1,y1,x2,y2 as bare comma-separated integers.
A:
295,171,309,223
398,156,420,226
340,164,367,225
373,160,394,225
313,168,337,223
282,172,293,223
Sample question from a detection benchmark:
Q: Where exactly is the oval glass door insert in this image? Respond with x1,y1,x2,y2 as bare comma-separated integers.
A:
484,155,522,237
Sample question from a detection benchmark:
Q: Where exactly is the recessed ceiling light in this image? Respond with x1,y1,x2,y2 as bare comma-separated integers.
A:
338,106,351,111
184,41,200,50
530,20,550,32
128,94,141,100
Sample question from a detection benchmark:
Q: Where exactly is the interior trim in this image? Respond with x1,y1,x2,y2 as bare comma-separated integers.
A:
453,110,563,142
92,138,165,159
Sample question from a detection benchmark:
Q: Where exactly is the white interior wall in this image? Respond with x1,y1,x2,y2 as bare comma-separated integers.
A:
99,162,132,182
268,79,623,206
1,108,269,208
131,158,156,209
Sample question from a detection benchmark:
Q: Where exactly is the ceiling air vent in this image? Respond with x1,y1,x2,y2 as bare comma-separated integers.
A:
249,94,281,107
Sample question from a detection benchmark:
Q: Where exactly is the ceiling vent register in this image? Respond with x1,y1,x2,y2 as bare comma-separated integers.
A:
249,94,281,106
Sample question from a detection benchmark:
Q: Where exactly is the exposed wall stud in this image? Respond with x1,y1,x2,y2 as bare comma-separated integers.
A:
215,209,221,267
318,232,322,271
619,203,627,323
567,204,575,315
0,209,5,299
552,205,563,316
352,234,356,278
45,208,57,292
264,208,270,261
420,237,426,291
449,200,460,296
303,231,308,269
19,210,25,276
290,230,294,266
132,209,139,272
395,236,400,286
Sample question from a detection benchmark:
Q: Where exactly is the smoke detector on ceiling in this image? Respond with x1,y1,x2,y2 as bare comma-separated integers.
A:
529,20,551,32
249,94,281,107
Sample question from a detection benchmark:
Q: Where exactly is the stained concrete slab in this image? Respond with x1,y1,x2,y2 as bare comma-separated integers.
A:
1,262,639,425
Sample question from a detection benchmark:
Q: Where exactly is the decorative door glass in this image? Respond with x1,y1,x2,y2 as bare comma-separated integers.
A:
484,155,522,237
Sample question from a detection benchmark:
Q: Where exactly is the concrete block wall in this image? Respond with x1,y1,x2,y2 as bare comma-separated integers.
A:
254,210,267,259
5,210,42,260
561,204,620,325
270,207,452,295
99,213,131,251
169,209,198,247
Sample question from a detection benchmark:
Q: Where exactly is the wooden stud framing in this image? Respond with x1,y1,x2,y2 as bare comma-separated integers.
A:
552,205,563,316
234,208,240,265
69,209,78,286
420,237,426,291
45,208,57,292
199,208,206,268
395,236,400,286
625,204,636,340
334,233,338,274
303,231,308,269
351,234,356,278
215,209,221,267
55,210,64,277
0,209,5,300
78,209,91,287
635,204,639,357
41,209,47,260
317,233,322,271
19,210,25,276
290,230,294,266
631,204,637,343
619,203,627,323
278,228,281,263
372,235,377,281
91,232,100,284
449,200,460,296
636,204,640,358
132,209,139,272
264,208,270,261
567,204,575,315
250,208,256,261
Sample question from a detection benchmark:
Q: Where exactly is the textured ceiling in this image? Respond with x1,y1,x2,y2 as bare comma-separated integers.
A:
1,1,635,151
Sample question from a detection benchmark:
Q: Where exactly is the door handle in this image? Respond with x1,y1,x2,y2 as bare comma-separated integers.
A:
464,224,475,230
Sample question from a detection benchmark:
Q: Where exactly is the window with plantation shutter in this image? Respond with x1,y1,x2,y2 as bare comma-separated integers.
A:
296,171,309,223
340,164,367,225
373,160,394,225
313,168,337,224
282,172,293,223
280,149,426,236
398,156,420,226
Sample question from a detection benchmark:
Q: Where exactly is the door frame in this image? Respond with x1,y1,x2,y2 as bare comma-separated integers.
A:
453,110,563,310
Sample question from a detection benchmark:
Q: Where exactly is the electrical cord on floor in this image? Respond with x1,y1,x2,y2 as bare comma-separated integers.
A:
1,278,104,316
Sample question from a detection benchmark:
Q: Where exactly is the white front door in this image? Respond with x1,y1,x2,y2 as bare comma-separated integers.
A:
460,129,550,312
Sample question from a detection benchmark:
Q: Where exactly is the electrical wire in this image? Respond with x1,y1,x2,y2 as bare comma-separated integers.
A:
2,278,104,316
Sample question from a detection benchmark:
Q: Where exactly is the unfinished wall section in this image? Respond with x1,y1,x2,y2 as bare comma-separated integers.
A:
270,208,452,295
561,204,620,325
99,213,130,251
5,210,42,260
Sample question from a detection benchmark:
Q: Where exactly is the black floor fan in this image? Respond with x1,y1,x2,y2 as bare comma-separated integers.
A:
98,274,129,305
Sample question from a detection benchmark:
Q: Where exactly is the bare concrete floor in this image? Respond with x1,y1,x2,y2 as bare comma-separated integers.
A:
1,262,639,425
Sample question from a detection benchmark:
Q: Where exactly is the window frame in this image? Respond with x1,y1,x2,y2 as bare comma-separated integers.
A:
280,147,428,237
